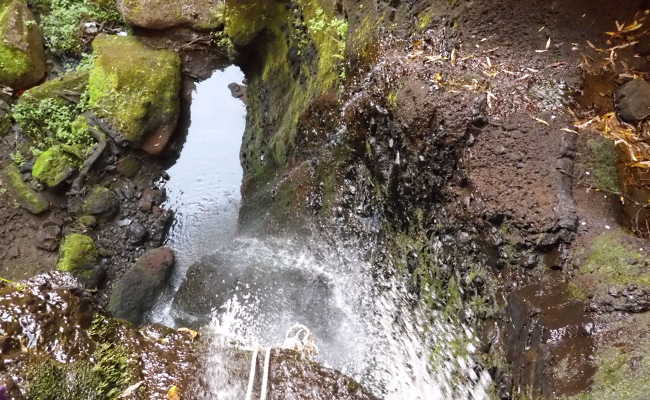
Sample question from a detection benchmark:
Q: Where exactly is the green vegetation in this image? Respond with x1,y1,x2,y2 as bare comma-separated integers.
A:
29,0,122,55
12,96,95,152
570,345,650,400
26,343,134,400
1,163,49,214
87,34,181,144
56,233,98,276
579,232,649,288
585,137,621,193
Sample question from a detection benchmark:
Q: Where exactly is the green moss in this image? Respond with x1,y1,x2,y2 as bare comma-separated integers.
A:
579,232,649,288
224,0,279,46
0,0,43,87
78,214,97,228
32,144,81,187
26,344,134,400
56,233,98,275
569,346,650,400
586,137,621,193
1,162,49,214
87,34,181,144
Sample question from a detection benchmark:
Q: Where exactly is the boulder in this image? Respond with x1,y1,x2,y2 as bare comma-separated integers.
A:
108,247,175,324
118,0,224,30
56,233,99,279
32,145,79,187
87,34,181,155
1,163,49,214
615,79,650,123
82,185,118,217
0,0,46,89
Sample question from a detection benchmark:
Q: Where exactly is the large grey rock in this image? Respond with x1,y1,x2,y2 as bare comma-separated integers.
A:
109,247,175,324
615,79,650,123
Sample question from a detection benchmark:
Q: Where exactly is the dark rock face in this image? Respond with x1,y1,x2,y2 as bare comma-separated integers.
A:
108,247,175,324
615,79,650,123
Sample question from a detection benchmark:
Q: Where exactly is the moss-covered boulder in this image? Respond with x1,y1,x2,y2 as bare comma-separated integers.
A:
83,185,118,216
19,70,89,103
87,34,181,155
118,0,224,30
1,162,49,214
32,144,80,187
56,233,98,277
0,0,46,89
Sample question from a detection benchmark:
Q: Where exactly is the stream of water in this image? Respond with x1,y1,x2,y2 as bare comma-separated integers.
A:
151,68,491,399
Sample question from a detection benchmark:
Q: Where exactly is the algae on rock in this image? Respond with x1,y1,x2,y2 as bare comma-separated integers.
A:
0,0,46,89
87,34,181,154
32,144,80,187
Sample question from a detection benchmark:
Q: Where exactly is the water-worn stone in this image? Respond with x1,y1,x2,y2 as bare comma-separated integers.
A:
116,154,141,177
35,219,62,251
127,221,147,244
0,0,46,89
615,79,650,123
83,185,118,216
118,0,224,30
108,247,175,324
138,187,164,212
88,34,181,155
1,163,49,214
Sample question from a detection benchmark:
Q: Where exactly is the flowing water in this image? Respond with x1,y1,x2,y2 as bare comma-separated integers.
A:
151,68,491,399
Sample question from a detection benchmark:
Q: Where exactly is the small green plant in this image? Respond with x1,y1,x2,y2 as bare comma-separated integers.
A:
12,97,95,151
34,0,123,56
10,150,27,166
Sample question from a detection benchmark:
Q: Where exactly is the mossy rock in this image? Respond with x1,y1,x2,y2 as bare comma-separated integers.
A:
83,185,118,216
87,34,181,154
19,70,89,104
1,162,49,214
32,144,79,187
115,154,140,177
56,233,98,277
0,0,46,89
118,0,224,30
224,0,280,47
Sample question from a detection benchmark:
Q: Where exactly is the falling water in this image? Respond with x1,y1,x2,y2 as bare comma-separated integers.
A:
152,68,492,399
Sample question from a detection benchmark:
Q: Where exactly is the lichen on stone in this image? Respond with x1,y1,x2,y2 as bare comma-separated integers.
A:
87,34,181,147
56,233,98,275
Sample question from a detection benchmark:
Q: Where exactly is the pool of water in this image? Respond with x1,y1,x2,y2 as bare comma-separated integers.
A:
149,66,246,325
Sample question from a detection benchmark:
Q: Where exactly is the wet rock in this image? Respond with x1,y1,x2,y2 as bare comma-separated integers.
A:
87,35,181,155
615,79,650,123
116,154,141,177
0,0,46,89
0,99,10,136
1,163,49,214
31,145,79,187
228,82,247,103
127,221,147,244
172,250,342,336
118,0,224,30
35,219,62,252
108,247,175,324
83,185,118,217
138,187,164,212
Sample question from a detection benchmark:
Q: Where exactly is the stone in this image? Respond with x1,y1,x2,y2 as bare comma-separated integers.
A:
116,154,141,177
1,163,49,214
0,0,46,89
35,219,62,252
127,221,147,244
118,0,224,30
82,185,118,216
138,187,163,212
0,98,9,136
615,79,650,123
56,233,99,279
87,35,181,155
31,145,79,187
108,247,174,324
